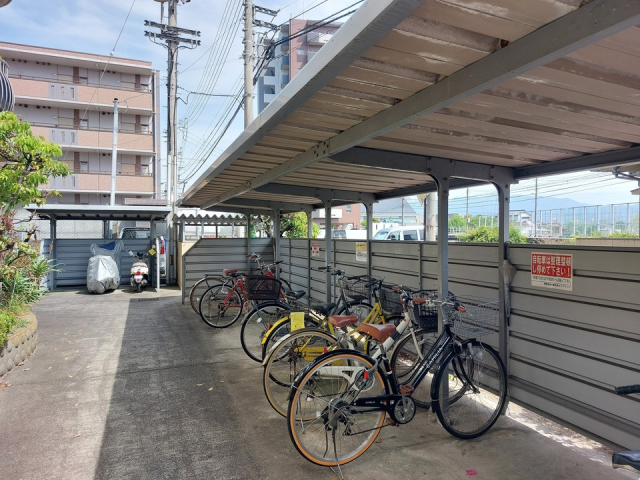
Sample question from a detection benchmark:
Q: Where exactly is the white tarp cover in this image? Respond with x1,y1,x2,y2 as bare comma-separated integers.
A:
87,255,120,294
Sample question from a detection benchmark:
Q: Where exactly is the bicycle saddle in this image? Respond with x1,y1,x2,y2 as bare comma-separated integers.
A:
613,451,640,472
311,303,336,317
357,323,396,343
223,269,238,276
329,315,359,328
287,290,306,300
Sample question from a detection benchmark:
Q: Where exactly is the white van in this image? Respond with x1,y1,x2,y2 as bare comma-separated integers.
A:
372,226,423,241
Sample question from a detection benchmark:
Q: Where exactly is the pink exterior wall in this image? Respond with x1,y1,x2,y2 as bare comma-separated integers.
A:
10,78,152,110
31,125,153,151
45,173,154,193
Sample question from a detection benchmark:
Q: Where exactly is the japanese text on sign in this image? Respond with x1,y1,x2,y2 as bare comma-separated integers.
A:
311,241,320,258
355,242,367,263
531,252,573,291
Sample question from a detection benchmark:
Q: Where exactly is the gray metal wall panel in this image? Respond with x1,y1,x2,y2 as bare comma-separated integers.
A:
275,239,640,450
51,238,152,287
182,238,274,293
508,244,640,450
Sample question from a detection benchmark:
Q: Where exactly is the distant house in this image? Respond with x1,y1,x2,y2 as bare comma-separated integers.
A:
363,197,422,225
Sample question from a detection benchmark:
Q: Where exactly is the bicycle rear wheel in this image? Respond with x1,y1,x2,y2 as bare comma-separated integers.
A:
240,302,293,362
199,284,243,328
287,352,386,466
263,328,338,417
261,314,322,361
189,276,225,314
390,328,439,408
432,341,507,439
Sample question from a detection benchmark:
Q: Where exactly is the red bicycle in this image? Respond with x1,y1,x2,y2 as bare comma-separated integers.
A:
198,254,294,328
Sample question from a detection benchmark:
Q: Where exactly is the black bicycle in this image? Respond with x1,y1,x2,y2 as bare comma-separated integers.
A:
286,290,508,467
611,384,640,474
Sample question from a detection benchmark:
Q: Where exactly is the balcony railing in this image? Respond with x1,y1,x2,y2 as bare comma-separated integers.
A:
9,73,151,93
28,120,151,135
47,172,154,193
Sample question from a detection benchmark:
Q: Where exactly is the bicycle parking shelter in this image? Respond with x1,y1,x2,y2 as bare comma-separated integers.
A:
28,205,170,290
177,1,640,451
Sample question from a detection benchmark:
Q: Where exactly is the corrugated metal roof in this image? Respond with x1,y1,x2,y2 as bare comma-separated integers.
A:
179,0,640,212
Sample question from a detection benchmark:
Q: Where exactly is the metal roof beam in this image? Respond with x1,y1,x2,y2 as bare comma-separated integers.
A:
210,0,640,207
515,145,640,180
254,183,376,204
212,198,309,213
374,179,488,200
331,147,515,184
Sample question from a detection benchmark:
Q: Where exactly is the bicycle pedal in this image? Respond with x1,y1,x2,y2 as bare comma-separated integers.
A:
385,418,398,426
399,385,415,396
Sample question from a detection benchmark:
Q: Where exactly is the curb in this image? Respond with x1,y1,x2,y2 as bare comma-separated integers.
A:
0,311,38,378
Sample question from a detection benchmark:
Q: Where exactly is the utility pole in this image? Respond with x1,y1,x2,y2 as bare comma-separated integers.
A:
465,188,469,232
145,0,200,285
244,0,254,128
533,178,538,237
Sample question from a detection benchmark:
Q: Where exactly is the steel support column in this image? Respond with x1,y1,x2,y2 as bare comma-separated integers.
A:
273,209,281,280
435,177,449,329
364,202,373,278
324,200,332,303
495,183,511,375
50,217,57,291
246,214,252,274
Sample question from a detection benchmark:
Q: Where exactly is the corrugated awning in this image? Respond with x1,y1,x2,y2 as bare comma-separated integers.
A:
27,205,171,221
179,0,640,212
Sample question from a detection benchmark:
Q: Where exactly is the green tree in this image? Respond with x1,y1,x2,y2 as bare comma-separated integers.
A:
448,214,465,230
281,212,319,238
361,217,380,228
0,112,69,345
458,226,528,244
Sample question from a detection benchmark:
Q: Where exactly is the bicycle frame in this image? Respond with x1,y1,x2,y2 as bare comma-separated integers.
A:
260,292,390,349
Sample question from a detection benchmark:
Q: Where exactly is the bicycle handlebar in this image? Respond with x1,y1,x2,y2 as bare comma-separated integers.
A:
615,385,640,395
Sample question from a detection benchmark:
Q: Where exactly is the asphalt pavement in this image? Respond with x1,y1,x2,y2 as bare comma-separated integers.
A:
0,286,634,480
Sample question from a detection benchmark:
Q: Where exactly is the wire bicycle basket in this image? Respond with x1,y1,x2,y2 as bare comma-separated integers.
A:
411,289,439,329
378,285,404,315
338,275,374,302
245,275,282,302
443,295,499,338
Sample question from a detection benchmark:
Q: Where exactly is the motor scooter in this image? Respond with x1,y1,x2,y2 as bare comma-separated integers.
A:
128,250,149,293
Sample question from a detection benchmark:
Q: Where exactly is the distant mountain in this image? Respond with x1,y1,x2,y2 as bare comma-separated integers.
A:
449,195,589,216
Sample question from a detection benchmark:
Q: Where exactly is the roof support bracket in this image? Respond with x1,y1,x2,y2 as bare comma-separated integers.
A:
331,147,516,185
254,183,376,204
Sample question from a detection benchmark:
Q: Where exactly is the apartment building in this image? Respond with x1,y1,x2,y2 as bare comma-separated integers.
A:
0,42,162,205
257,20,341,113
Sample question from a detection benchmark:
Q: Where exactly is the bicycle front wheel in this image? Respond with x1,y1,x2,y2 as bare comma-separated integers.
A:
199,284,243,328
240,302,293,362
263,328,338,417
390,328,439,408
287,352,387,466
432,341,507,439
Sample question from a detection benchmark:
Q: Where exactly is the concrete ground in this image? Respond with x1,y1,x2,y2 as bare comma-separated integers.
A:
0,287,635,480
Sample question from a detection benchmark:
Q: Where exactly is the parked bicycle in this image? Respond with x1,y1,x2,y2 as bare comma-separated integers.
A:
189,253,293,315
239,266,375,363
611,384,640,475
286,290,508,468
261,283,438,417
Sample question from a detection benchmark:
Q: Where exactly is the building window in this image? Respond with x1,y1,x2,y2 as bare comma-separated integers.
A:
346,205,351,213
80,161,89,173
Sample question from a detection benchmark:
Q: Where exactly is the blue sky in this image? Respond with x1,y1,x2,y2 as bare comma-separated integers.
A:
1,0,637,207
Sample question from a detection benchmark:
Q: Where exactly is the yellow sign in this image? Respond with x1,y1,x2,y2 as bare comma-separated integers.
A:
148,248,156,256
290,312,306,331
355,242,367,262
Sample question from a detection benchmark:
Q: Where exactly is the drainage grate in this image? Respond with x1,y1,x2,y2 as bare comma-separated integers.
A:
135,298,160,302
